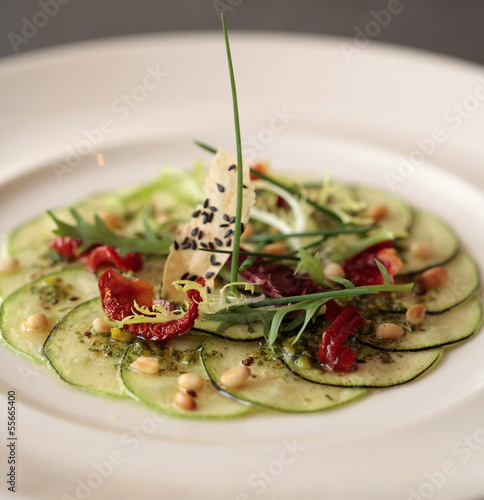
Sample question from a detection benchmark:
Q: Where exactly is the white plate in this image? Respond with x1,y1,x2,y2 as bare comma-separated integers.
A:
1,33,484,500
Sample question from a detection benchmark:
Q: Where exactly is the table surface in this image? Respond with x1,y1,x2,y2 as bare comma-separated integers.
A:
0,0,484,65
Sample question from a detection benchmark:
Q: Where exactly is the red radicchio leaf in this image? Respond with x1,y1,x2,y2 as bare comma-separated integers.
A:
238,262,320,298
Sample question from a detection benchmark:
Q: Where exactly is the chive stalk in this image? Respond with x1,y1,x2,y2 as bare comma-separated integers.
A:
221,14,244,293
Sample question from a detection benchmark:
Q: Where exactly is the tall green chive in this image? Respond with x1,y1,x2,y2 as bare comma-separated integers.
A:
221,14,244,293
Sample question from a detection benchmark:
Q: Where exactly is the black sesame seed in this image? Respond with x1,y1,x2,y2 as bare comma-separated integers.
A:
200,242,208,248
192,210,201,218
190,227,198,237
181,243,191,250
207,212,214,223
219,223,229,228
174,241,180,250
181,272,189,280
198,231,203,240
223,214,230,222
207,286,212,293
217,183,225,193
210,254,221,266
205,271,215,279
228,164,236,171
191,240,197,250
243,184,247,189
203,198,209,208
225,239,232,246
182,236,189,245
214,237,222,246
224,229,233,238
229,216,236,224
202,213,209,224
209,206,218,212
189,274,198,281
208,242,215,250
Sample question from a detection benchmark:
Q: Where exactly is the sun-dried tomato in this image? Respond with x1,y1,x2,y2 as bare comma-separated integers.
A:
343,241,402,287
82,245,143,273
49,236,142,273
318,303,366,372
49,236,81,259
98,269,204,342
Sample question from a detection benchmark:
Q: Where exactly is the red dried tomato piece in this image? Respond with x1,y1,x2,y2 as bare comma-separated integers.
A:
82,245,143,273
318,304,366,372
343,241,402,287
98,270,204,342
49,236,81,259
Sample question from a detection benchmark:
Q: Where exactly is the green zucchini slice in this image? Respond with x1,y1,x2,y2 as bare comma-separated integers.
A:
43,298,127,397
201,337,366,412
0,268,98,362
375,252,479,313
282,340,442,388
121,336,252,419
358,295,482,351
397,210,459,275
353,185,413,232
192,318,264,341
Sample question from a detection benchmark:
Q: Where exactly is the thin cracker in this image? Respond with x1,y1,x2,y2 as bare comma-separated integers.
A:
162,148,255,302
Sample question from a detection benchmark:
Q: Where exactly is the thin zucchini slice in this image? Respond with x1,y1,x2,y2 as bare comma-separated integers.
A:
43,298,127,397
121,336,252,419
201,337,366,412
0,268,98,362
353,185,413,232
397,211,459,275
0,246,75,300
358,295,482,351
283,339,442,388
192,318,264,341
375,252,479,313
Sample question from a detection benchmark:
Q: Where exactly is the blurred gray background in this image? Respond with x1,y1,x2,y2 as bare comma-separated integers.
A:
1,0,484,65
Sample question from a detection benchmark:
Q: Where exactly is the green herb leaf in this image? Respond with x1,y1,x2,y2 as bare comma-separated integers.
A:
47,209,171,255
328,276,356,289
295,248,325,286
375,258,391,285
246,225,375,242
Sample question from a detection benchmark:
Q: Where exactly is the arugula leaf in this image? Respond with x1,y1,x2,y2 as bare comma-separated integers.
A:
295,248,325,286
203,306,275,338
47,208,171,255
204,298,329,346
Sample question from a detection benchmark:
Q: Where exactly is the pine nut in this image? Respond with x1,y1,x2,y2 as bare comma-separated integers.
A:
367,203,388,221
323,262,345,283
262,242,287,255
130,356,160,375
0,256,20,275
174,390,197,410
220,366,251,389
375,323,405,339
24,313,49,332
92,317,111,333
406,304,426,325
178,373,205,392
98,211,123,230
410,241,432,259
420,266,448,289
